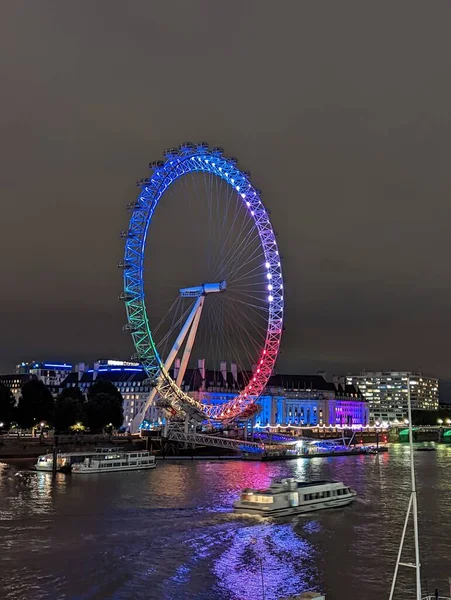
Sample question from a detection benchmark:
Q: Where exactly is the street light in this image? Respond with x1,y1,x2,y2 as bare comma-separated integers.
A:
437,418,443,425
446,419,451,425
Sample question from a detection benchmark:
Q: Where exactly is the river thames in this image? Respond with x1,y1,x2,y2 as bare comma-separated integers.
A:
1,444,450,600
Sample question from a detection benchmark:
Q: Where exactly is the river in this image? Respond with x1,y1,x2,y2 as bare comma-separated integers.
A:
1,444,450,600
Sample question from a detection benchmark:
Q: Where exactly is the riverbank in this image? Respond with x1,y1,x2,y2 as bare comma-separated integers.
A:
0,435,141,459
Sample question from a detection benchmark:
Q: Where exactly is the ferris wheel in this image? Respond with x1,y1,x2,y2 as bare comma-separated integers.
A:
119,142,284,432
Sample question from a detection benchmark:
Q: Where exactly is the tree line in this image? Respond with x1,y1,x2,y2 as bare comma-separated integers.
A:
0,379,124,433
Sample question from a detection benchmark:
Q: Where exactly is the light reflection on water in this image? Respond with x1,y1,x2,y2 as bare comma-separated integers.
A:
0,445,450,600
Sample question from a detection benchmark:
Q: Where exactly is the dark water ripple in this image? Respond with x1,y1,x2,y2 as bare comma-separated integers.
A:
1,445,450,600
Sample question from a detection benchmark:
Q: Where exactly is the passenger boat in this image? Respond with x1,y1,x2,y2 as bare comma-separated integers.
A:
233,478,356,516
35,448,122,472
71,450,156,474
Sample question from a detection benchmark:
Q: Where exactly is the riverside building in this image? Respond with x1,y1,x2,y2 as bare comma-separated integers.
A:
346,371,439,424
179,368,368,428
2,359,368,429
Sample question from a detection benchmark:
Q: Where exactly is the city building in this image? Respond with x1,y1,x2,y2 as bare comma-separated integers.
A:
2,358,368,429
178,368,368,428
346,371,439,424
16,361,73,386
61,360,161,428
0,373,33,401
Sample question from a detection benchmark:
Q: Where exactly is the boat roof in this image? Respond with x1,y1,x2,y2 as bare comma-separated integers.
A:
245,479,344,494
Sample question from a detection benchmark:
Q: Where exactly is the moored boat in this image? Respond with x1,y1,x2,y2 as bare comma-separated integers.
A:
233,478,356,516
35,448,125,472
71,450,156,474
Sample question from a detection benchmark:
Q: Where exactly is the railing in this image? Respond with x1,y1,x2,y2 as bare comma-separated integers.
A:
167,430,266,453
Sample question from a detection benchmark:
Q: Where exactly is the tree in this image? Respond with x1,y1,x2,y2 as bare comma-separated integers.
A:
87,379,123,404
17,379,54,428
85,380,123,432
54,387,86,432
0,383,17,428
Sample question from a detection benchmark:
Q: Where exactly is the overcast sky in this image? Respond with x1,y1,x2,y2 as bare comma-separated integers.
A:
1,1,451,387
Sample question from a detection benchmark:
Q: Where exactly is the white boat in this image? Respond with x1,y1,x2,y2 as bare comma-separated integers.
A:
35,448,123,472
71,450,156,474
233,478,356,516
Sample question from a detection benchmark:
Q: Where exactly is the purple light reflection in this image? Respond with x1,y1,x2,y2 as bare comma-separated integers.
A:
213,524,318,600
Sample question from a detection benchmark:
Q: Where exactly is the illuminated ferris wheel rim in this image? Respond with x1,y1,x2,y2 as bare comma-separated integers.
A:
121,142,284,421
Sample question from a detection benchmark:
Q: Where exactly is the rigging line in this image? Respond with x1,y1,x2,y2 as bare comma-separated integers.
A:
217,180,238,248
195,294,221,371
224,224,263,273
156,305,193,350
222,303,268,354
222,299,266,350
212,221,259,282
226,298,268,332
225,239,265,281
158,299,181,360
220,228,263,280
221,299,247,372
229,297,270,317
210,181,237,280
215,301,250,373
227,257,265,288
207,171,216,274
213,220,260,281
208,300,223,372
200,170,213,275
229,281,266,290
208,170,228,281
157,301,193,355
221,304,262,374
189,170,212,274
208,187,248,277
214,301,229,373
230,266,270,285
231,291,268,304
226,307,268,340
216,174,234,278
197,296,219,370
222,293,263,352
152,297,181,335
231,289,273,305
211,198,256,278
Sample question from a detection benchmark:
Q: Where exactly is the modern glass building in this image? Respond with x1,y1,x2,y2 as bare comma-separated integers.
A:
346,371,439,424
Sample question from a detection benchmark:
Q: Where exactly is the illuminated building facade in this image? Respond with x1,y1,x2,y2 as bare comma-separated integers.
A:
2,359,367,429
61,360,160,428
16,361,73,386
346,371,439,424
185,371,368,428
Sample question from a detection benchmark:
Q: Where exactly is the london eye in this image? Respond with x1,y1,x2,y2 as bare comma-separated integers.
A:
119,142,284,432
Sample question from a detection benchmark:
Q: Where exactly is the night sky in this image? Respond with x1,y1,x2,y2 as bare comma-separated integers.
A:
2,1,451,392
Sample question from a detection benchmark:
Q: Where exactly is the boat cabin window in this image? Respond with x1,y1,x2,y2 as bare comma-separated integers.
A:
244,494,273,503
130,454,137,458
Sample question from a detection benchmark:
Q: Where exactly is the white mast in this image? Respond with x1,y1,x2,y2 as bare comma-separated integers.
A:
388,383,421,600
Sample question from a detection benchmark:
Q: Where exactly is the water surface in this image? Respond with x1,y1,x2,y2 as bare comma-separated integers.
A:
1,444,450,600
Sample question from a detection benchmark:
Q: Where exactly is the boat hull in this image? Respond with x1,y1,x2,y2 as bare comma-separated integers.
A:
72,463,156,474
35,464,54,472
